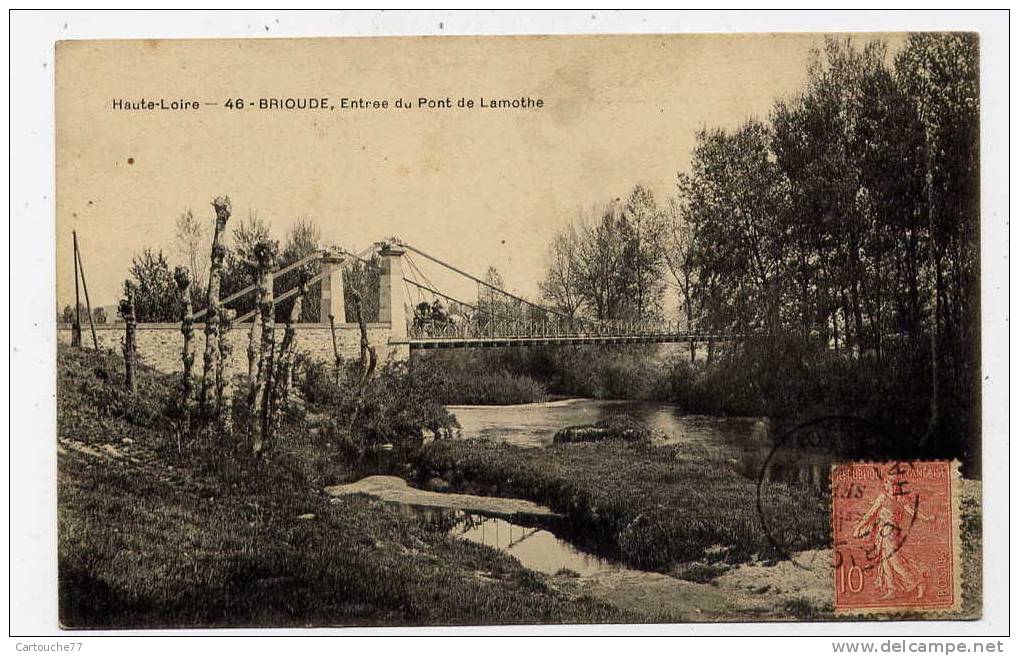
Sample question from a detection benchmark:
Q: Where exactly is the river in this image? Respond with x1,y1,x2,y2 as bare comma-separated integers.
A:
338,398,840,618
446,398,831,492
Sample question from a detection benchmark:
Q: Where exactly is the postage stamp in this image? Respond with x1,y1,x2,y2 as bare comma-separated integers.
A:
831,461,961,615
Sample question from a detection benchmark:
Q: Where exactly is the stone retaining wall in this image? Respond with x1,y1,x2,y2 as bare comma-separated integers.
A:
56,322,401,378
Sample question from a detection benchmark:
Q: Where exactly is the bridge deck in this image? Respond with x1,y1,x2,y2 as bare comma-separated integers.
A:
399,334,726,349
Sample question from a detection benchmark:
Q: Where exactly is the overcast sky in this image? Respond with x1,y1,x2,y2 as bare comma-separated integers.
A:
56,32,905,310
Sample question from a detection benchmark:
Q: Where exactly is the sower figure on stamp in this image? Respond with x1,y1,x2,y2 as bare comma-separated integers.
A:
853,475,935,601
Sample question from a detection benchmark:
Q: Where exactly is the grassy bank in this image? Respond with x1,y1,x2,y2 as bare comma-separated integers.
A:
57,346,625,628
413,438,827,571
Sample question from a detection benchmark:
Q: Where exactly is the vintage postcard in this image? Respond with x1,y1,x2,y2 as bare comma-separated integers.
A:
53,31,983,629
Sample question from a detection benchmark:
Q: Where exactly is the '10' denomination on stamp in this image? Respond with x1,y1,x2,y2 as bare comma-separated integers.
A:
831,461,961,615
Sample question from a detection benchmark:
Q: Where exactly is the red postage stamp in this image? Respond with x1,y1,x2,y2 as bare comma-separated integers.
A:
831,460,961,615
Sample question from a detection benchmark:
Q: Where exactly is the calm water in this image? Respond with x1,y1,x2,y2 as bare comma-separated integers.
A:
448,399,768,449
453,513,622,576
385,502,625,576
447,398,835,493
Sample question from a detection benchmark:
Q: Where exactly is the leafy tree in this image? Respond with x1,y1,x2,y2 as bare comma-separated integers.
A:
678,120,790,336
575,203,628,320
60,303,87,325
126,248,179,322
619,185,667,321
476,266,516,327
219,211,278,318
896,32,980,442
344,256,380,323
663,196,699,358
277,218,322,322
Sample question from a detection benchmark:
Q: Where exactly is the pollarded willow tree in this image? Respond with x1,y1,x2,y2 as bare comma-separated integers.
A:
173,266,195,404
119,283,138,393
249,240,277,456
199,196,232,418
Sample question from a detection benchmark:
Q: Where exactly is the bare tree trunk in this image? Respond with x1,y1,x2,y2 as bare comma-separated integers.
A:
348,291,377,431
218,309,236,435
199,196,231,417
72,232,82,347
328,313,343,385
247,310,262,384
270,287,306,441
120,287,137,392
832,308,840,352
250,250,275,456
923,141,939,444
174,268,195,403
353,291,377,388
851,280,865,355
172,269,195,451
683,270,695,363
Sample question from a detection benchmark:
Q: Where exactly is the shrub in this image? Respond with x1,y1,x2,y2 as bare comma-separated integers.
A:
553,415,656,444
300,354,460,456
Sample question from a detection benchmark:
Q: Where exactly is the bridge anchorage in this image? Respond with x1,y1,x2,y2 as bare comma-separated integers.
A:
192,238,722,359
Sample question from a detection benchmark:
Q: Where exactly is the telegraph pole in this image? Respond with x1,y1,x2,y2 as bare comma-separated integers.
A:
71,231,82,347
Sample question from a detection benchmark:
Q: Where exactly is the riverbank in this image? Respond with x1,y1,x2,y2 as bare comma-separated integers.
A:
57,346,627,627
411,440,982,621
413,438,826,571
413,343,979,476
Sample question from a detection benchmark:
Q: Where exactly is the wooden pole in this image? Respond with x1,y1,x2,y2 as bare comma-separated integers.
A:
74,236,99,350
71,231,82,347
120,287,137,392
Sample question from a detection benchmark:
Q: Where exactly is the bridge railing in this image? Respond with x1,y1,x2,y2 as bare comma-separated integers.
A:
406,316,696,341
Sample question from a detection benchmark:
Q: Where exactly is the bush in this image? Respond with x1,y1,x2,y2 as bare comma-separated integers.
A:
411,352,548,405
299,352,460,455
413,345,669,404
553,415,656,444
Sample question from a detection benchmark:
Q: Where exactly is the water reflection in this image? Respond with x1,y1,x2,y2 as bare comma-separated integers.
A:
455,513,623,576
448,399,767,450
394,502,625,576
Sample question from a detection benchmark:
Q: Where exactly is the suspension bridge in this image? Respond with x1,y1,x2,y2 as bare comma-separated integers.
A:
184,237,724,354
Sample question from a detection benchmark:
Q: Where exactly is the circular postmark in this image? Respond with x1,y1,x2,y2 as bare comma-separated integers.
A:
754,416,918,570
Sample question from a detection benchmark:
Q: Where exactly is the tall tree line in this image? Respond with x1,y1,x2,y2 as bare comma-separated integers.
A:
540,34,979,446
675,35,978,364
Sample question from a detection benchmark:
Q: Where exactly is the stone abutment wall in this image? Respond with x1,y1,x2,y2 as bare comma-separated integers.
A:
56,322,401,379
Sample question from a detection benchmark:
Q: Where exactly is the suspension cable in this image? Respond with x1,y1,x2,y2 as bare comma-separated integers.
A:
395,239,586,323
405,259,426,305
402,278,477,311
